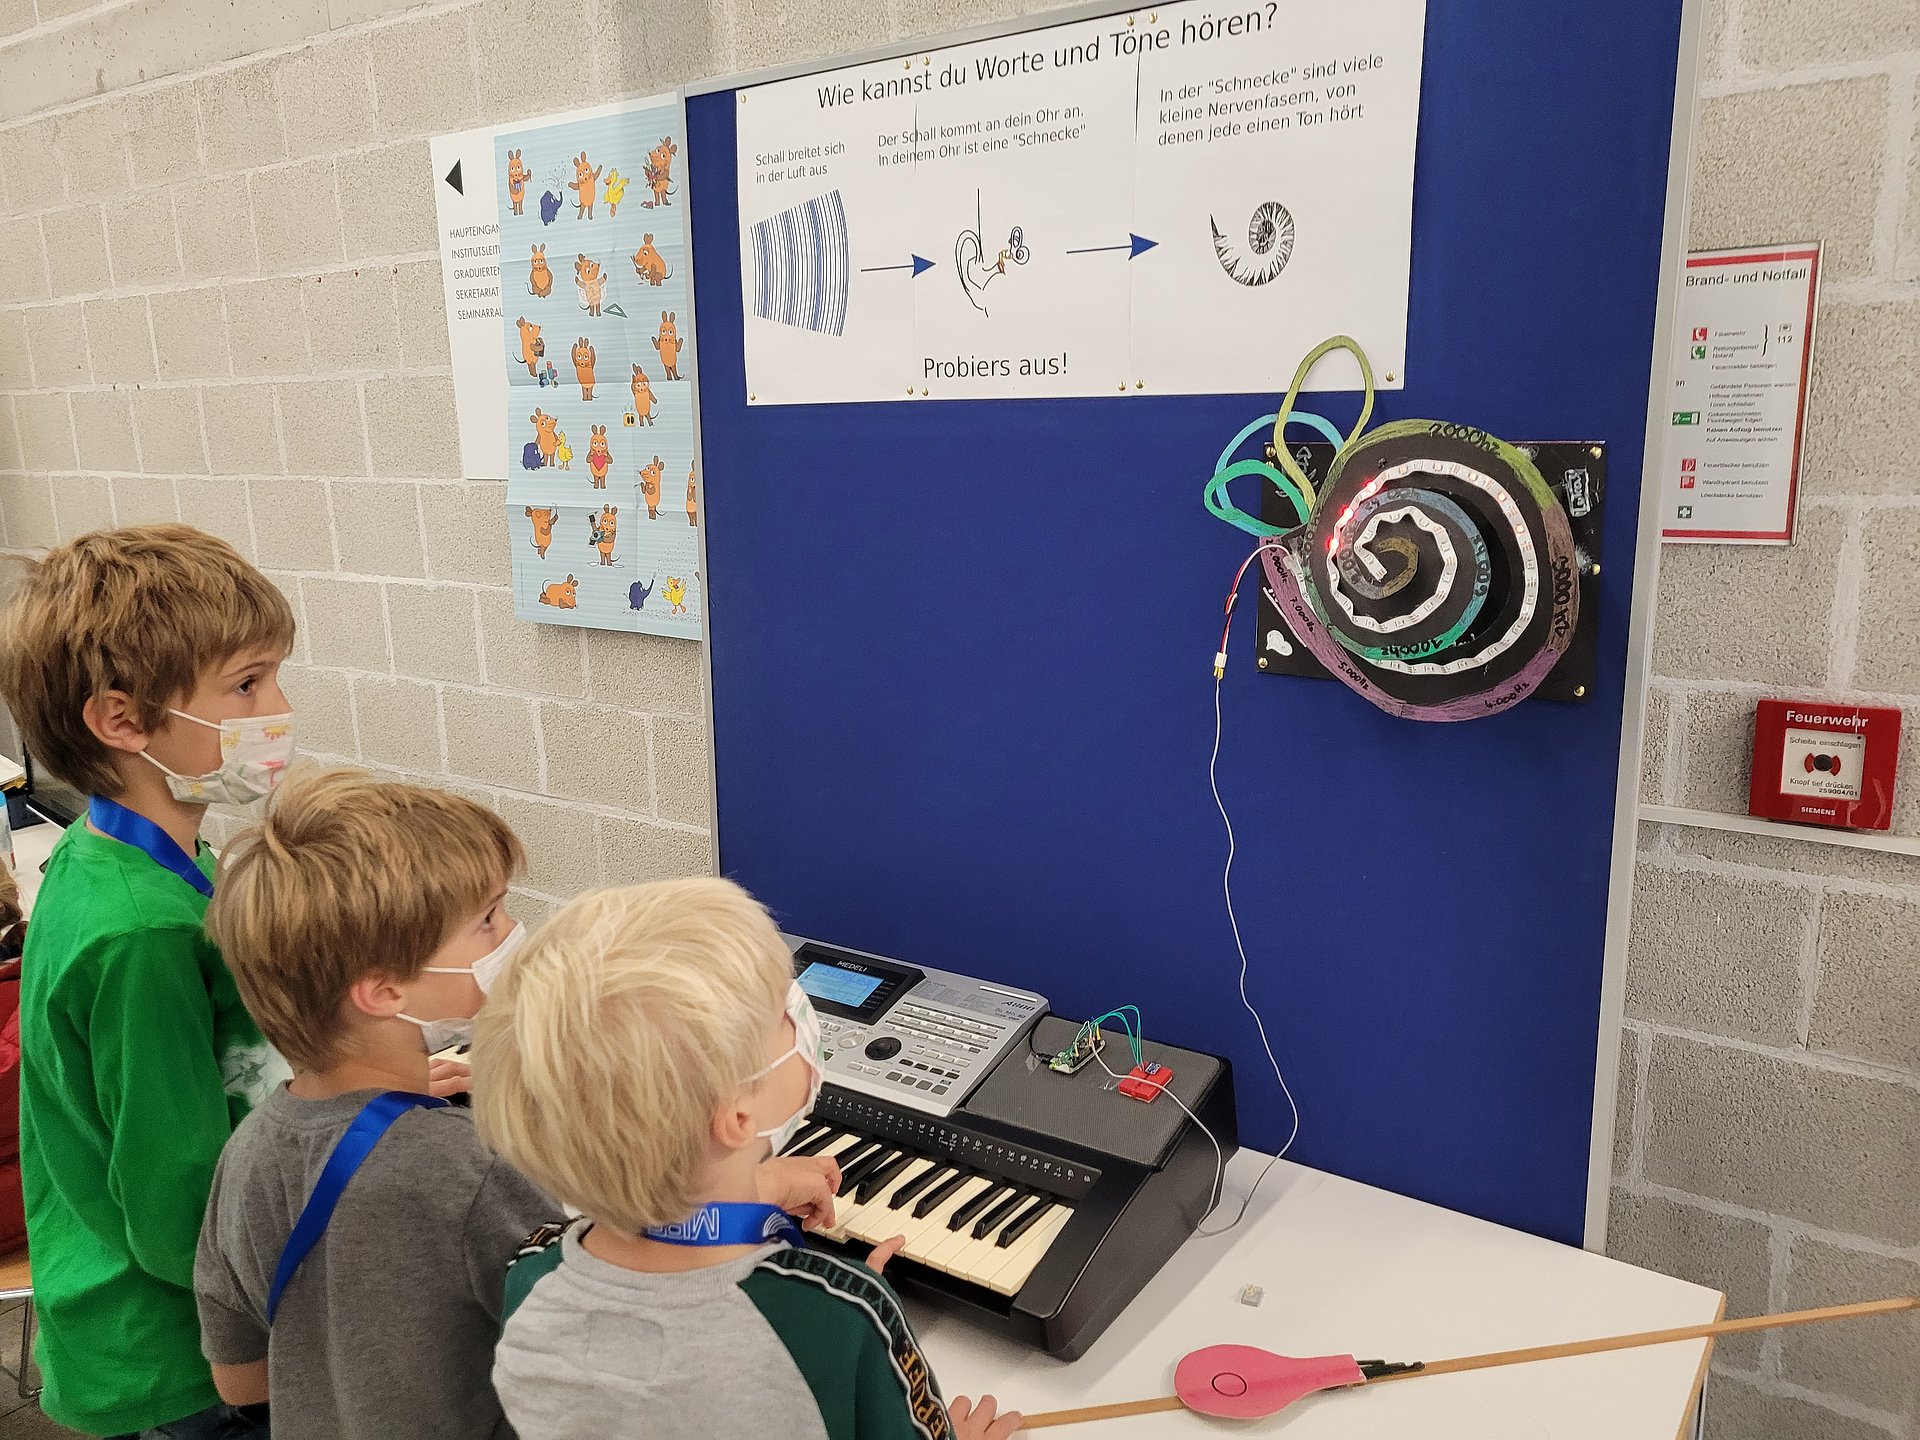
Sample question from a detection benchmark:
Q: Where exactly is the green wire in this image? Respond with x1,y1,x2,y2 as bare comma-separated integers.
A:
1271,334,1376,499
1088,1007,1145,1068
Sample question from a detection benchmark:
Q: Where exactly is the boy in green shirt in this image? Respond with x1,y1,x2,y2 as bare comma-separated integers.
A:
0,525,297,1438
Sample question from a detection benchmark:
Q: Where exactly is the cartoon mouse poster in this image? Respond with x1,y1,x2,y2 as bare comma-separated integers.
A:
493,92,702,642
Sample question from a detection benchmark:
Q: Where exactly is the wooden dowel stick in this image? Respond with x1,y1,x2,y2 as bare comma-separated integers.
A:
1367,1295,1920,1384
1015,1297,1919,1430
1016,1396,1185,1430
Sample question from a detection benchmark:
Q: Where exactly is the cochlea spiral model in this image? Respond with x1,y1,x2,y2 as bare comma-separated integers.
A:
1207,337,1581,722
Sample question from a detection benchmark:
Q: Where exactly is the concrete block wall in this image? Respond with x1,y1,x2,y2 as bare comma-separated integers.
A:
0,0,1060,925
1610,2,1920,1436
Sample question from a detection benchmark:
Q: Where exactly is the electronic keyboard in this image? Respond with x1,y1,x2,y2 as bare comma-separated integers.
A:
785,941,1237,1359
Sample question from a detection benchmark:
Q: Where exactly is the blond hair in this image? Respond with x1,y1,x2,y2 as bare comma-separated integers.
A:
472,878,791,1234
0,525,295,798
207,767,524,1073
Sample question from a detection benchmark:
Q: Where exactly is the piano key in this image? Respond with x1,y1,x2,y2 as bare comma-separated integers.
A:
838,1145,898,1196
818,1132,866,1161
951,1195,1050,1285
843,1160,936,1244
786,1123,834,1156
984,1206,1073,1296
919,1208,992,1270
970,1189,1030,1241
948,1183,1007,1233
856,1151,918,1205
912,1170,970,1219
890,1163,950,1210
836,1140,885,1177
901,1179,992,1262
994,1195,1052,1248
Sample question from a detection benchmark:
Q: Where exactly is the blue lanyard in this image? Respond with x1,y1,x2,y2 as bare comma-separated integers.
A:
266,1091,446,1323
87,796,213,899
643,1202,806,1249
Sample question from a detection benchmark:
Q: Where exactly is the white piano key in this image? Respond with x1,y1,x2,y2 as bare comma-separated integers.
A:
844,1159,936,1244
985,1206,1072,1296
900,1178,993,1262
954,1197,1043,1286
919,1185,1011,1271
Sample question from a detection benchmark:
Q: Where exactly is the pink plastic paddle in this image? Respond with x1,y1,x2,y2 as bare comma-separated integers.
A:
1016,1296,1920,1430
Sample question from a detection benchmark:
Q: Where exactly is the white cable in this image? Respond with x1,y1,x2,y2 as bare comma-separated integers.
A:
1200,672,1302,1235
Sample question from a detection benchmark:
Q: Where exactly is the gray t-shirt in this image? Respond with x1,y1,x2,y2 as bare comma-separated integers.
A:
194,1085,559,1440
496,1223,953,1440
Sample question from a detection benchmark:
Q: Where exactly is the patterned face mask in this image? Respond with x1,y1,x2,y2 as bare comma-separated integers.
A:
143,710,296,806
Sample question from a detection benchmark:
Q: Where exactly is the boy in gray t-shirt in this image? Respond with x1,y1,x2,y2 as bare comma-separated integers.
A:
193,774,842,1440
473,877,1021,1440
193,775,560,1440
196,1088,554,1440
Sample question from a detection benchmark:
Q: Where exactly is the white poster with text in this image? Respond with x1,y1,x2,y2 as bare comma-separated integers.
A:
1661,243,1822,545
735,0,1427,404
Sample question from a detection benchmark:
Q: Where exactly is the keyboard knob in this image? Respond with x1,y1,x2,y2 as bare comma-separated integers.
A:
865,1036,902,1061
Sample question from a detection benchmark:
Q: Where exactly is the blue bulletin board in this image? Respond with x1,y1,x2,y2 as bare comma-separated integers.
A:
687,1,1694,1246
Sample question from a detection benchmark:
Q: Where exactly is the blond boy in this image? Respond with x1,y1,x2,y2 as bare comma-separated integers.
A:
0,526,295,1437
474,878,1021,1440
194,769,554,1440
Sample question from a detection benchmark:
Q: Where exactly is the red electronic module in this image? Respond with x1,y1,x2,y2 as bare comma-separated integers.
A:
1750,700,1900,831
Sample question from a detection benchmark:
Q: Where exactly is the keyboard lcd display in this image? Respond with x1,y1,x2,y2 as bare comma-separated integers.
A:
799,962,886,1008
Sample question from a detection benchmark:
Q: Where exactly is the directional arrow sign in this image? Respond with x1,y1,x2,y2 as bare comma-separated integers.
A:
861,255,935,276
444,159,463,194
1067,234,1158,258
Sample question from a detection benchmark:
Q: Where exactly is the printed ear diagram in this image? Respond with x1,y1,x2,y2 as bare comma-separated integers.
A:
956,190,1029,316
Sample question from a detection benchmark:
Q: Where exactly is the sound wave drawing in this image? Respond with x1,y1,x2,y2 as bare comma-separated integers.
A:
750,189,850,336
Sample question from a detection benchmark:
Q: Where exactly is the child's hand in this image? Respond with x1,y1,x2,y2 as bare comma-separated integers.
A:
756,1154,840,1228
949,1394,1022,1439
866,1235,905,1274
426,1058,473,1098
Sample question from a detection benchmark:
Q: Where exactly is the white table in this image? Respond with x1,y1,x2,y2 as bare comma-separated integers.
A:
910,1151,1721,1439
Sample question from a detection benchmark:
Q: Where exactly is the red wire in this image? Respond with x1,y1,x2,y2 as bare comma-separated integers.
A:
1218,541,1275,656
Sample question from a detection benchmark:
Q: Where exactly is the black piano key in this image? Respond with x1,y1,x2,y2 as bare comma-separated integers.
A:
891,1164,949,1209
857,1152,917,1205
786,1123,831,1155
790,1128,843,1158
912,1171,969,1219
834,1140,884,1182
949,1183,1007,1231
971,1189,1030,1240
838,1146,897,1196
995,1198,1055,1248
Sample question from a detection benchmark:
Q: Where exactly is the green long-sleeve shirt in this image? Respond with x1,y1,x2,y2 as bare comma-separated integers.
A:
20,819,287,1436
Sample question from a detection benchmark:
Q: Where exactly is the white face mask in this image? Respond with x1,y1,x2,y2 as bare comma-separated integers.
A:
749,981,825,1153
143,709,296,806
424,921,525,995
397,1011,473,1055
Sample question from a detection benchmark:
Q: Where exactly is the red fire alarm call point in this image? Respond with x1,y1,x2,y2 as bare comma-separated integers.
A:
1749,700,1901,831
